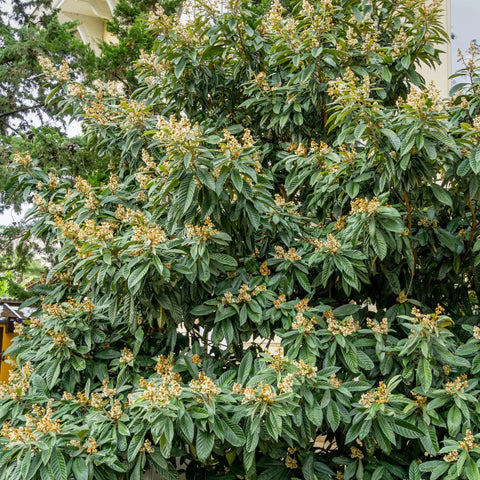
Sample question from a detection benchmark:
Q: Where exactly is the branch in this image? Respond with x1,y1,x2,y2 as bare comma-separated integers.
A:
0,104,43,119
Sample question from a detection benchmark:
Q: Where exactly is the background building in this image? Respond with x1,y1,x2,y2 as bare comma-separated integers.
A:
53,0,118,54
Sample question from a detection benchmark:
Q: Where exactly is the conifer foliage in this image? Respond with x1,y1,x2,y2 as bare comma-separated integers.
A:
3,1,480,479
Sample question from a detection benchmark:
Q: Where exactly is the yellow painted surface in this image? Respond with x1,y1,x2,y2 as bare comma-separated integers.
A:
0,326,16,383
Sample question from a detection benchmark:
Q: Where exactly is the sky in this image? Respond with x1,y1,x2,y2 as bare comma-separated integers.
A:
451,0,480,73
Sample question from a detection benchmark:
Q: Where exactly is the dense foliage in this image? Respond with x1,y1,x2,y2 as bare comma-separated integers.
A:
3,0,480,479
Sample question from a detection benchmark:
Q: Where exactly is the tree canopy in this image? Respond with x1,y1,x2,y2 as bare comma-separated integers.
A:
3,0,480,479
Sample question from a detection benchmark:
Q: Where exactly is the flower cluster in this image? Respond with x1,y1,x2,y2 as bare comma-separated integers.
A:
350,446,364,459
278,373,294,393
359,381,391,408
1,400,61,445
327,68,372,104
324,310,360,337
445,374,468,395
258,0,285,35
219,128,255,159
13,151,33,168
221,284,266,305
409,305,446,335
42,297,94,317
67,83,84,98
185,217,219,241
329,373,342,388
292,359,317,378
367,317,389,334
412,391,427,408
154,115,202,154
418,217,438,229
119,348,135,364
140,439,155,453
274,194,299,216
274,246,302,261
267,347,288,372
291,312,316,333
402,82,445,113
131,223,167,246
260,261,271,275
189,372,221,401
458,430,478,452
48,330,72,346
138,377,182,407
239,382,277,405
38,56,71,81
350,197,381,215
396,290,408,303
285,455,297,469
25,402,61,434
313,234,341,254
273,294,287,309
0,362,33,400
69,436,99,454
473,326,480,340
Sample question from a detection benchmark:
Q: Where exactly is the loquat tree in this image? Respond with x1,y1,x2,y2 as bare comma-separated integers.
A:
3,1,480,479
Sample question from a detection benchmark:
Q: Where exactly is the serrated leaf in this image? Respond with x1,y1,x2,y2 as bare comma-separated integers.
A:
223,419,246,447
128,263,149,291
417,356,432,390
238,351,253,385
326,402,340,431
295,269,311,292
50,449,67,480
196,168,216,191
431,184,453,208
196,430,214,461
470,147,480,174
182,175,196,214
179,413,195,443
381,128,401,150
210,253,237,267
409,460,420,480
371,230,387,260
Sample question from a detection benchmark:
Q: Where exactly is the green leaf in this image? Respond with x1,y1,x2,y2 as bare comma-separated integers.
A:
223,419,246,447
447,405,462,437
50,449,67,480
381,128,401,150
128,262,150,291
196,430,214,462
127,429,147,462
210,253,237,267
431,184,453,208
174,58,187,78
196,168,216,190
429,129,458,150
393,419,424,439
295,269,311,292
179,413,195,443
238,351,253,385
417,356,432,390
371,230,387,260
71,355,86,371
182,174,197,214
409,460,420,480
326,402,340,431
470,146,480,174
72,459,88,480
302,454,315,480
465,456,479,480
